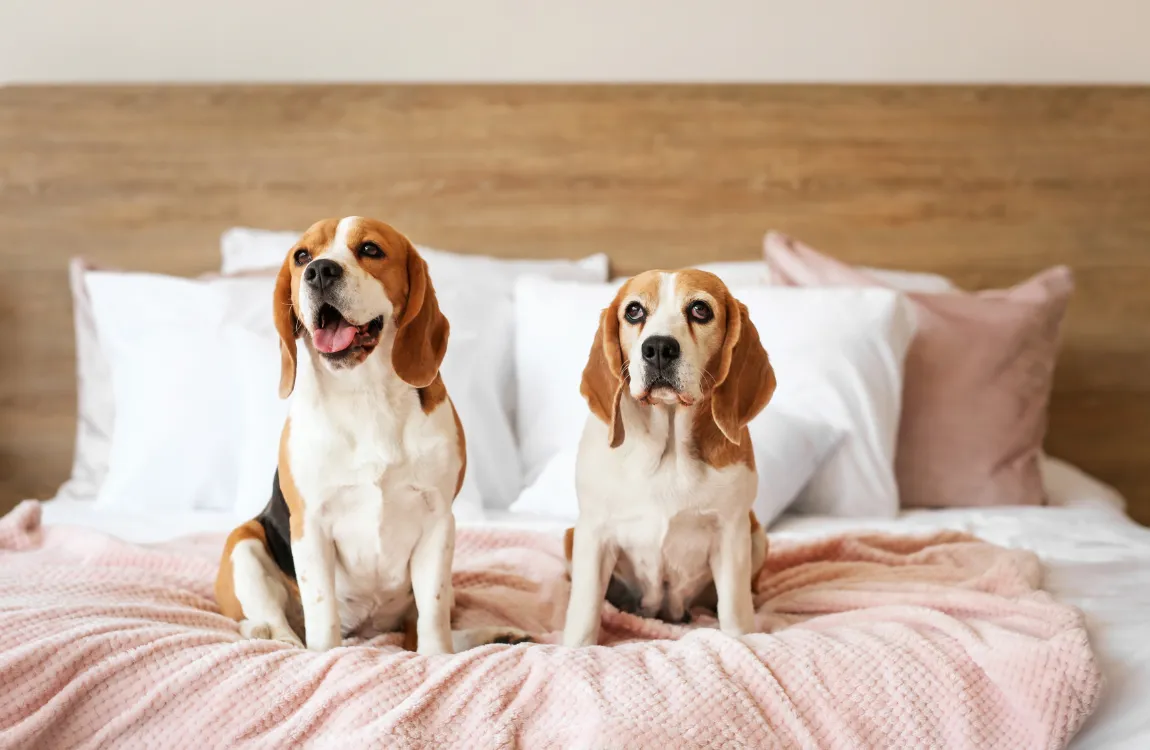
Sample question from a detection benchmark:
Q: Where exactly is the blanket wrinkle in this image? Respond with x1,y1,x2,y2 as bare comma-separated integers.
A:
0,500,1101,750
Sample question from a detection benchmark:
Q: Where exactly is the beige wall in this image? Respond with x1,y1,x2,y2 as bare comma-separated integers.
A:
3,0,1150,83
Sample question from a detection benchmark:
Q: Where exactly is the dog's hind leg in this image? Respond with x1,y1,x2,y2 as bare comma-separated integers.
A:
216,521,304,647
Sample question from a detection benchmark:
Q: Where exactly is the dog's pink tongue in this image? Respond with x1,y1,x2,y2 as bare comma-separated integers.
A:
313,318,357,354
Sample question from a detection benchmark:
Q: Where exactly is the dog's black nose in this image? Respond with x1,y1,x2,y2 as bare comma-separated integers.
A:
641,335,680,371
304,259,342,289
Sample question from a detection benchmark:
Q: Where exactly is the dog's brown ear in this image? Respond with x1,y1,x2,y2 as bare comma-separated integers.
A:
392,243,449,388
273,254,300,399
580,299,626,448
711,297,775,444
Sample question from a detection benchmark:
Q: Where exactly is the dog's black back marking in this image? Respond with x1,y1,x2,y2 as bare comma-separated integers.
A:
256,469,296,580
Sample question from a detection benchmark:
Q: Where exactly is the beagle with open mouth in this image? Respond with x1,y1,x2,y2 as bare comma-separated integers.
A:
563,270,776,647
215,217,528,654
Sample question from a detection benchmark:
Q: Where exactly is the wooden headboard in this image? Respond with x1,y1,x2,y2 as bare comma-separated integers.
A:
2,85,1148,522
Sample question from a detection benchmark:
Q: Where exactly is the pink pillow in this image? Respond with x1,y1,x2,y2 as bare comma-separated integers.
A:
763,232,1073,509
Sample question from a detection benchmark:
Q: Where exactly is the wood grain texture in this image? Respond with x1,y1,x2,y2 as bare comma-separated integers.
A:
1,85,1148,521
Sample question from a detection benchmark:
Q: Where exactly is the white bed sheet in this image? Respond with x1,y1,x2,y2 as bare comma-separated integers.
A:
35,457,1148,749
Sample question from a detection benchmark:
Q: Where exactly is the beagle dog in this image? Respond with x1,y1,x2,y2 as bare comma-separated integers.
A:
562,270,776,647
215,217,527,654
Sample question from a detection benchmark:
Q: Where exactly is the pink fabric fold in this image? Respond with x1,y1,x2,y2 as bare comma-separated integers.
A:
0,501,1100,749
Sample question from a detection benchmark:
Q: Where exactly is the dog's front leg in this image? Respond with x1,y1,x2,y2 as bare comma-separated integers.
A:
292,524,341,651
711,512,755,637
563,522,615,647
410,510,455,656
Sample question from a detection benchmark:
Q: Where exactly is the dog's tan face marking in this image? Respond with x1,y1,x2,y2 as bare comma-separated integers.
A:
273,217,449,397
289,217,399,368
580,268,777,453
615,270,733,407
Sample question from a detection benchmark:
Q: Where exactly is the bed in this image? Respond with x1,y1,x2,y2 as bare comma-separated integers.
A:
22,464,1150,748
3,84,1150,749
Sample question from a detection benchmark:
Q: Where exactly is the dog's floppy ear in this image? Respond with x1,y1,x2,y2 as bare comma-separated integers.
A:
273,255,300,399
580,298,626,448
392,243,449,388
711,297,775,444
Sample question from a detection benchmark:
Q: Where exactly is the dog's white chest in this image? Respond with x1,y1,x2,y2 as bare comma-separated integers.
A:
323,482,427,634
576,406,756,619
288,367,459,634
607,459,751,616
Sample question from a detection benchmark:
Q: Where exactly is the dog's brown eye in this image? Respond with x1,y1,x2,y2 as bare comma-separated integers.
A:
293,248,311,266
688,301,713,323
624,302,646,324
357,241,384,259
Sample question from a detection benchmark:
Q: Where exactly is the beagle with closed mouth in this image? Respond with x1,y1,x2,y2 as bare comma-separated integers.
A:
563,269,776,647
215,217,528,654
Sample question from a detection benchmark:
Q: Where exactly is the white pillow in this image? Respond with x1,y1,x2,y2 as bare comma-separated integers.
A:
220,228,301,276
515,278,615,486
428,255,609,510
229,324,289,518
510,410,844,527
220,228,610,510
735,286,915,516
56,259,116,502
86,272,271,512
434,290,520,509
514,277,915,517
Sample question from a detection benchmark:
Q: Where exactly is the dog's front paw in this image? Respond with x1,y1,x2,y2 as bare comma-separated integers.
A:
239,620,304,648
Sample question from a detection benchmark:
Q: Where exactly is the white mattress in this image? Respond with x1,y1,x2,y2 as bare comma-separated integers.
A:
36,457,1149,748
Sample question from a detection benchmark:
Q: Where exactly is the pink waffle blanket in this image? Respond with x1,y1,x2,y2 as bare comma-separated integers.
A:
0,501,1100,749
